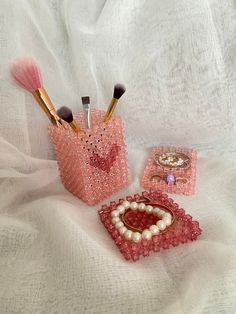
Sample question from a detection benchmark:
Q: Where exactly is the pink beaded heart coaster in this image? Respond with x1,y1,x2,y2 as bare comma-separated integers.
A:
98,190,202,261
141,147,197,195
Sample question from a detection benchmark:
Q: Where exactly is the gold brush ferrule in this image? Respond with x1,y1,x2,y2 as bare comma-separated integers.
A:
32,87,64,128
50,112,65,128
103,98,118,123
69,120,81,133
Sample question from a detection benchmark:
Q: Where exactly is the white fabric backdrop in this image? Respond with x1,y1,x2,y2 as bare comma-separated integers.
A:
1,0,236,313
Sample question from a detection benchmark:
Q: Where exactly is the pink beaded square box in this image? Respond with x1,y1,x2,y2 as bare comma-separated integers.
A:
98,190,202,261
141,147,197,195
49,109,129,205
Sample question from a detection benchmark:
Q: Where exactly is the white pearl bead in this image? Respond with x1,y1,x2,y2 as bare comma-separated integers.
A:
112,217,120,224
162,216,172,226
124,230,133,240
117,205,125,214
115,221,124,229
119,226,127,235
156,220,166,231
149,225,160,235
163,213,172,220
122,200,130,209
157,210,165,218
145,205,153,213
132,232,142,243
138,203,146,211
153,207,160,215
130,202,138,210
142,229,152,240
111,210,119,218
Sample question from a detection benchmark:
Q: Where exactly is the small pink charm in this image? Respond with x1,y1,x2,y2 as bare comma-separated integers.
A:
98,190,202,261
141,147,197,195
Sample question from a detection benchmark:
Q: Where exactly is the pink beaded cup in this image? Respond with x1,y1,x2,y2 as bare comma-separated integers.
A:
99,190,202,261
141,147,197,195
49,109,129,205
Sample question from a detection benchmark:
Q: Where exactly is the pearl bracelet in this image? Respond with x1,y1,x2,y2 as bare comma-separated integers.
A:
111,201,173,243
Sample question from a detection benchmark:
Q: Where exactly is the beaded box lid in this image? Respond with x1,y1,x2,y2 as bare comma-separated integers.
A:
141,147,197,195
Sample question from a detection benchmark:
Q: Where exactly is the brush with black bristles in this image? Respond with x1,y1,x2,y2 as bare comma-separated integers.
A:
81,96,91,129
57,106,81,133
103,83,126,123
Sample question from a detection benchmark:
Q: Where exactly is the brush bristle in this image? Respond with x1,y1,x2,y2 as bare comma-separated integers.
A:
57,106,73,123
113,83,126,99
81,96,90,105
10,57,42,92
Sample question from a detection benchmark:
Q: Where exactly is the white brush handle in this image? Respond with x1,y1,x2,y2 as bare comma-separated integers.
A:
85,109,91,129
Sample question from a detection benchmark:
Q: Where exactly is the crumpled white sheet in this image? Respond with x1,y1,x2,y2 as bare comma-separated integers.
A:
1,0,236,313
1,137,236,314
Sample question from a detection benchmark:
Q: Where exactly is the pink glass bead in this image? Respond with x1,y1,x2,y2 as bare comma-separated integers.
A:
98,190,202,261
141,147,197,195
49,109,129,205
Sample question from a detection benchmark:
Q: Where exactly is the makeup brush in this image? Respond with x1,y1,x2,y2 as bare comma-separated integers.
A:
81,96,91,129
57,106,81,133
103,83,126,123
10,57,63,128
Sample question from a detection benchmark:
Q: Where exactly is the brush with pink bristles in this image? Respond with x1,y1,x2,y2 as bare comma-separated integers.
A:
10,57,63,128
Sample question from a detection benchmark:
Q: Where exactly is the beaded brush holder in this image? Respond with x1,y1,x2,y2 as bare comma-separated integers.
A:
98,190,202,261
141,147,197,195
49,109,129,205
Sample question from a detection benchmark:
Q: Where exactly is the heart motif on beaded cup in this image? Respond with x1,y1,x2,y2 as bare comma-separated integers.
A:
89,143,121,173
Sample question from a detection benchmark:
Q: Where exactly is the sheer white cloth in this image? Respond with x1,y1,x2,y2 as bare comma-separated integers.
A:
1,0,236,313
